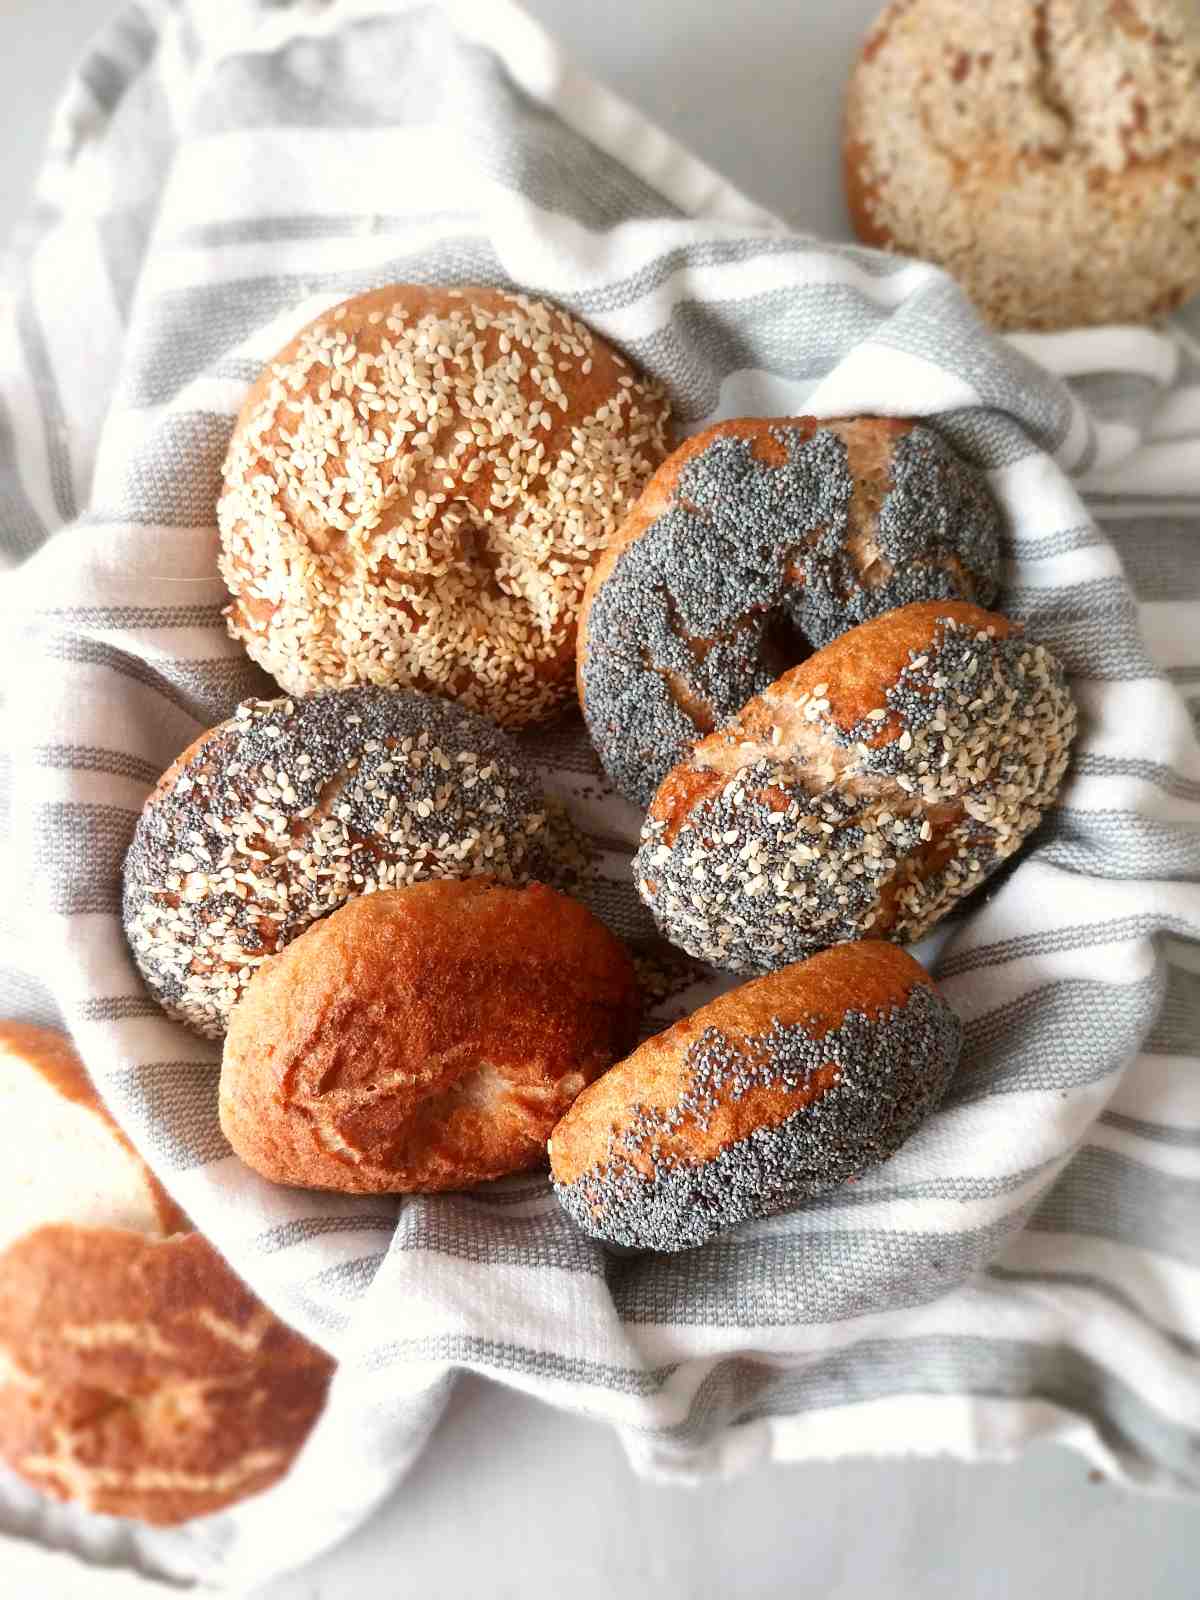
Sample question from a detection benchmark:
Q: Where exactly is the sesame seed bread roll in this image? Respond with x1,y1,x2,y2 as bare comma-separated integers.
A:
549,941,962,1251
577,416,1000,806
0,1226,333,1525
635,601,1076,974
0,1026,334,1525
123,687,563,1038
0,1022,185,1253
218,284,671,725
844,0,1200,331
220,880,641,1193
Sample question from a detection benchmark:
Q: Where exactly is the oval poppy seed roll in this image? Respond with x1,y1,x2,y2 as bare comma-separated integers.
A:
548,941,962,1252
635,601,1076,974
577,416,1001,806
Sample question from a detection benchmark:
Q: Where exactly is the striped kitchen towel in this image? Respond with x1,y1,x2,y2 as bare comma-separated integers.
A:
2,0,1200,1586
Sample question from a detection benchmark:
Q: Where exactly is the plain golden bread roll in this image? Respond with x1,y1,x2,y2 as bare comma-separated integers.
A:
635,601,1076,973
576,415,1001,805
220,879,641,1192
0,1022,185,1252
0,1226,333,1525
218,283,671,724
123,688,561,1039
549,942,961,1250
0,1025,334,1524
844,0,1200,330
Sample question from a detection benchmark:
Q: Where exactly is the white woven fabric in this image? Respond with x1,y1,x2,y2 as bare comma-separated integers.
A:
2,0,1199,1586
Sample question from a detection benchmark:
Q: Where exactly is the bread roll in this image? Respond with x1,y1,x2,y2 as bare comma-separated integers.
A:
550,941,961,1251
218,284,671,725
635,601,1076,973
0,1024,333,1524
220,879,641,1193
578,416,1001,805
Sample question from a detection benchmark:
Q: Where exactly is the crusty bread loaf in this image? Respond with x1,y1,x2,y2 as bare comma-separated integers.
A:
549,941,962,1250
220,879,641,1192
0,1024,334,1524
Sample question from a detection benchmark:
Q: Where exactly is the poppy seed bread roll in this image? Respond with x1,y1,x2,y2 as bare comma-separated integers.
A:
635,601,1076,974
549,941,961,1251
577,416,1001,806
220,879,641,1193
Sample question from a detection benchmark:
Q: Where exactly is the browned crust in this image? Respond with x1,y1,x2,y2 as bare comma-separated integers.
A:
0,1022,187,1237
0,1226,333,1525
550,941,933,1185
220,284,671,724
219,879,642,1192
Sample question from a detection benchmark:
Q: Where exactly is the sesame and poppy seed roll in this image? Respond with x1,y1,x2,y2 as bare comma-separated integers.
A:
549,941,961,1252
844,0,1200,331
635,601,1076,974
123,688,560,1038
220,880,641,1193
576,417,1000,806
218,284,671,726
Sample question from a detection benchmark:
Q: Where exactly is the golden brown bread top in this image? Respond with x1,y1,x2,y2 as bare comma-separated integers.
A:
220,879,641,1193
218,283,671,721
0,1022,187,1242
549,940,932,1186
0,1226,333,1526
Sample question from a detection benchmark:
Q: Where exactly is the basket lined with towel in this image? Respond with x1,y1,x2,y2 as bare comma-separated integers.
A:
2,0,1200,1586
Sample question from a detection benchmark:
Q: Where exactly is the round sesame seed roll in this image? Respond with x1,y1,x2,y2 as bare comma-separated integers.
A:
635,601,1077,975
549,941,962,1252
0,1025,333,1525
220,880,641,1193
218,284,671,725
844,0,1200,331
123,687,565,1039
577,416,1000,807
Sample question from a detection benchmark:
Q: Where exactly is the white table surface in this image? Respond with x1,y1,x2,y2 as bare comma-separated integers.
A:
2,1,1198,1596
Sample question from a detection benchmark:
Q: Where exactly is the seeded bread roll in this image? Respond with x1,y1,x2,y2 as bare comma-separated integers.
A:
0,1021,185,1253
218,284,671,725
220,879,641,1193
123,687,560,1038
635,601,1076,974
0,1025,334,1525
549,941,962,1251
577,416,1000,805
844,0,1200,330
0,1226,333,1525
